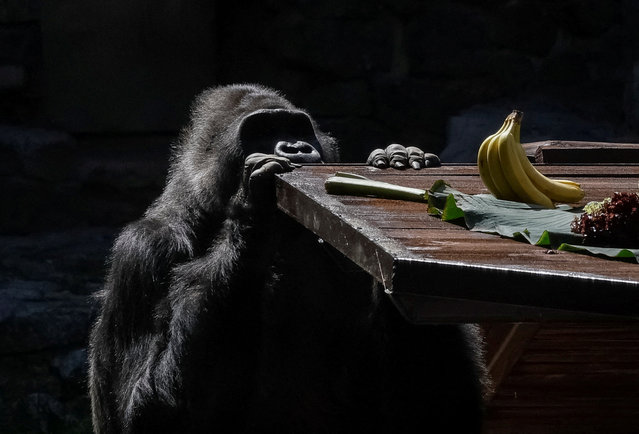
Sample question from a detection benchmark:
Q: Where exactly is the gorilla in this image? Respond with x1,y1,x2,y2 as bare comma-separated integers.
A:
88,83,487,433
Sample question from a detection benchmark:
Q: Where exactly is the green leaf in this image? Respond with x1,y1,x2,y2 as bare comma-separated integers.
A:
429,181,581,244
428,180,639,262
441,194,465,221
557,243,639,260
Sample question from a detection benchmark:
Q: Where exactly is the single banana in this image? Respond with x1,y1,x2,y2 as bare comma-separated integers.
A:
485,120,520,201
528,169,585,203
555,179,582,188
508,112,585,204
477,118,508,196
497,130,555,208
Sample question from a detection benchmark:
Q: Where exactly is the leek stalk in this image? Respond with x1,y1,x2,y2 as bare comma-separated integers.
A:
324,172,428,202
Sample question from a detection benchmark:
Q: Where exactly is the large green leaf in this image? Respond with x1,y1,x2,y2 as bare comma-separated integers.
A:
428,181,639,262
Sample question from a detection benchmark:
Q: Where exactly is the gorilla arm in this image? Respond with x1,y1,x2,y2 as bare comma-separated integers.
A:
89,154,295,433
89,215,196,433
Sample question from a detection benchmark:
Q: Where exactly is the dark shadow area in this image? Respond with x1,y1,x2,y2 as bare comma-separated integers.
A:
1,0,638,431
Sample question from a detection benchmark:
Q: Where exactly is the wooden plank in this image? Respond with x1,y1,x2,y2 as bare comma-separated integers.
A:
391,256,639,318
384,228,639,279
522,140,639,164
303,162,639,177
484,323,540,402
483,322,639,434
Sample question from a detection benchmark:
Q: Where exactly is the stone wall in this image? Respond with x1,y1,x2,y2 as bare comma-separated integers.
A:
0,0,41,125
4,1,639,161
1,0,639,431
0,126,168,430
216,0,639,162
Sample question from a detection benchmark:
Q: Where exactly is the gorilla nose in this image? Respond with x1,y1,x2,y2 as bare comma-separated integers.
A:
274,140,322,163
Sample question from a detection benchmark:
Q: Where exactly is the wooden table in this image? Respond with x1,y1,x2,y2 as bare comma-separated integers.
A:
276,164,639,323
278,164,639,432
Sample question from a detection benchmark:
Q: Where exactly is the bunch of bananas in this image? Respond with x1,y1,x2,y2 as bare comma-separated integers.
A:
477,110,585,208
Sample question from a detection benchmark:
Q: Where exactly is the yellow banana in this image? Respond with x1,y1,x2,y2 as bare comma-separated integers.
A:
528,169,585,203
497,130,555,208
477,109,585,207
477,118,508,196
555,179,582,188
484,120,520,201
508,113,585,204
486,132,520,201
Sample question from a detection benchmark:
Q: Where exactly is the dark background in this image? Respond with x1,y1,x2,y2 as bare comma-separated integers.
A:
1,0,638,431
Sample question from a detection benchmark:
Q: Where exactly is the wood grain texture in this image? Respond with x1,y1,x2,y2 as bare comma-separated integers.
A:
522,140,639,164
277,164,639,321
482,322,639,434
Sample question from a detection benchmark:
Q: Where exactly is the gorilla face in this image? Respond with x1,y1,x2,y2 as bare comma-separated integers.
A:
239,108,324,163
169,85,338,210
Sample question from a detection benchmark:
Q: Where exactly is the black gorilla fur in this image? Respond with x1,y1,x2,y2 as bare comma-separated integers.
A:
88,84,487,433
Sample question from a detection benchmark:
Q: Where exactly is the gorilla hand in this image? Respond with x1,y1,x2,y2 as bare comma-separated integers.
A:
367,144,441,169
242,153,300,206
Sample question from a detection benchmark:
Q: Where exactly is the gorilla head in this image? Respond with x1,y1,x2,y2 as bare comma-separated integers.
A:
167,84,338,210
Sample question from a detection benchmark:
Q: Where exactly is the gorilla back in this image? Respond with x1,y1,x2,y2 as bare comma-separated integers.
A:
88,84,487,433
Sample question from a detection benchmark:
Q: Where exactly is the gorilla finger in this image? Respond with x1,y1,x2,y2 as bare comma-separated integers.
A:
406,146,425,170
423,153,441,168
281,159,302,170
246,154,297,173
385,143,408,169
244,153,269,175
367,148,389,168
249,160,289,183
261,155,299,170
244,155,291,189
